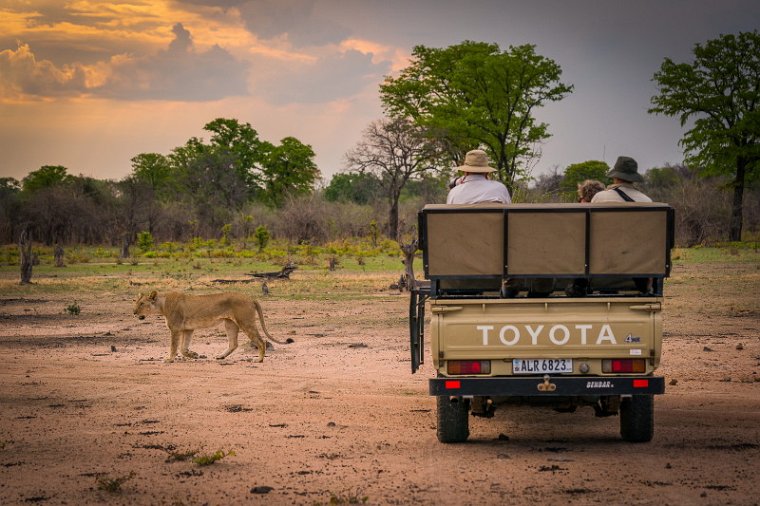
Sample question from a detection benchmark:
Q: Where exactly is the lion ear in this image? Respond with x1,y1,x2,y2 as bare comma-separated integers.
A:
149,290,157,300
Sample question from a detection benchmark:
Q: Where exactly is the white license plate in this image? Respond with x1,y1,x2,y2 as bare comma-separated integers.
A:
512,358,573,374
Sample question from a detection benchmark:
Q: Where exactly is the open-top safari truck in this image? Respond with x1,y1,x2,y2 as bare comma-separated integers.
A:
409,203,675,443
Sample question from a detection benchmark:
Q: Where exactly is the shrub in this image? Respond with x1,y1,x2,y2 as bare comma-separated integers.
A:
137,231,155,253
192,449,235,466
255,225,270,252
96,472,135,493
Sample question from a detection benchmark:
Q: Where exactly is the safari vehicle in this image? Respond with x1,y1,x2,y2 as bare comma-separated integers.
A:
409,203,675,443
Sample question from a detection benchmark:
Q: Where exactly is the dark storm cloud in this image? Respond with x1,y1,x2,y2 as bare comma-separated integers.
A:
255,49,388,104
236,0,351,47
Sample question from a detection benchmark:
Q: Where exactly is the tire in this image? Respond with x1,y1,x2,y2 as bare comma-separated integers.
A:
436,396,470,443
620,395,654,443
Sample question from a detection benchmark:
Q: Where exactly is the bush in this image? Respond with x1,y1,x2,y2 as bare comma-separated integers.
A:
136,231,154,253
254,225,270,252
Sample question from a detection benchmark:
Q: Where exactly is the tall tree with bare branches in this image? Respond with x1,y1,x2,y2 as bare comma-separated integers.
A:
345,118,440,240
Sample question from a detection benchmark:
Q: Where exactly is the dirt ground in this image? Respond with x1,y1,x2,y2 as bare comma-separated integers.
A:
1,262,759,506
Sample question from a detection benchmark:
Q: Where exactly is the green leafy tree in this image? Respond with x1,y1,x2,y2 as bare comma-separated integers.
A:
204,118,266,194
172,144,249,234
260,137,320,207
650,30,760,241
380,41,573,191
560,160,610,199
323,172,383,204
21,165,72,193
130,153,174,199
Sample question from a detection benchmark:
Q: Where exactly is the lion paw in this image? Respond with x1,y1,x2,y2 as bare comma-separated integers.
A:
182,350,199,359
164,357,175,363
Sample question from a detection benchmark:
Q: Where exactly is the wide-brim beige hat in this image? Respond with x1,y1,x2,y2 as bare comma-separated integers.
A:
456,149,497,173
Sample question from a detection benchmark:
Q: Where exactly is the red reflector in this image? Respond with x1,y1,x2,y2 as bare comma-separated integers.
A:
445,380,461,390
633,379,649,388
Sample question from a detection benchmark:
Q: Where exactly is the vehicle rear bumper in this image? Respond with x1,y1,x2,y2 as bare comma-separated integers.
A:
429,375,665,396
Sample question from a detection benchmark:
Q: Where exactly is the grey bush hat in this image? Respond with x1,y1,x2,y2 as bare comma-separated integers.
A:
456,149,497,173
607,156,644,183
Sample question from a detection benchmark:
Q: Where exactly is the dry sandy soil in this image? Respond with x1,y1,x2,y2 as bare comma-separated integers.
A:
1,262,759,505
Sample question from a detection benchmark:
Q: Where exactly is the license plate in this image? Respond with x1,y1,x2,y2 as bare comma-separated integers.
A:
512,358,573,374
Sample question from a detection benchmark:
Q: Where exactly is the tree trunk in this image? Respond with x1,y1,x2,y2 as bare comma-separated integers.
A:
19,229,33,284
729,158,746,242
120,233,132,259
389,198,400,241
54,243,65,267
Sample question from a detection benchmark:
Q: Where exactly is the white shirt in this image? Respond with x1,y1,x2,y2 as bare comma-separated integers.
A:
591,183,652,203
446,174,511,204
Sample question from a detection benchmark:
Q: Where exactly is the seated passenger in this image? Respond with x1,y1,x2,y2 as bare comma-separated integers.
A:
577,179,605,203
447,149,511,204
591,156,651,202
567,156,653,296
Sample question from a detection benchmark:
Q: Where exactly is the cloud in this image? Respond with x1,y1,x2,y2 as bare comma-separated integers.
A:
172,0,249,8
0,23,249,101
0,42,88,98
101,22,249,100
253,48,389,104
235,0,351,47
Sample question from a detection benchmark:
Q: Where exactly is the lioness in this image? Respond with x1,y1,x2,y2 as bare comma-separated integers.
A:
133,291,293,363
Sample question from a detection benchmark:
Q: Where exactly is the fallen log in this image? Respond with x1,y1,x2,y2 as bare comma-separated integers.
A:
247,263,297,280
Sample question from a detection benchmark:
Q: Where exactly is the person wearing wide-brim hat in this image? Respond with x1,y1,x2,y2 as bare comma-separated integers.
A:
446,149,511,204
590,156,652,203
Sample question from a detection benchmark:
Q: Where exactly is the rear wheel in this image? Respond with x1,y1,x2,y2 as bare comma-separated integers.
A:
436,396,470,443
620,394,654,442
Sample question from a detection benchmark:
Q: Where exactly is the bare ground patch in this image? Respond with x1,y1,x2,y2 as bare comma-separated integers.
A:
0,263,759,505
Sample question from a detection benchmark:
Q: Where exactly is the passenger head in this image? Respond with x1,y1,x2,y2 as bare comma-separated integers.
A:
577,179,606,203
457,149,497,178
607,156,644,184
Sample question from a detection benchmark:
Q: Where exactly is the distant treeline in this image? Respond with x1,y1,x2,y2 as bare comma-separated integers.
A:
1,152,757,250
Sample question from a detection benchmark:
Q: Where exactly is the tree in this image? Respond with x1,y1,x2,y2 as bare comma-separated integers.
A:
323,172,383,204
560,160,610,199
260,137,320,207
21,165,72,193
19,228,34,284
204,118,266,194
130,153,174,200
380,41,572,191
650,31,760,241
0,177,21,243
345,117,440,240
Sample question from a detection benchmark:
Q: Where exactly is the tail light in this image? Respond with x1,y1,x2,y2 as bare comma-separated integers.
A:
602,359,646,373
447,360,491,375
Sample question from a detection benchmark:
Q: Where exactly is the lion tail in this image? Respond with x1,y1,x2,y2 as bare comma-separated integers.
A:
253,299,293,345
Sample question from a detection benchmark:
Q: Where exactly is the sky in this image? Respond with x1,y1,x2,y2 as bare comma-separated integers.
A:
1,0,759,185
